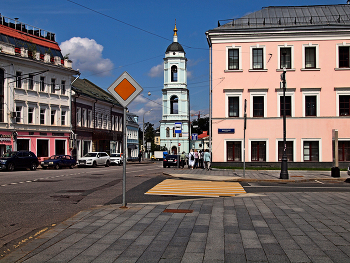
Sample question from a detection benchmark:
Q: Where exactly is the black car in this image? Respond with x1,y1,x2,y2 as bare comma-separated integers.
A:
41,155,76,169
163,155,179,168
0,151,39,171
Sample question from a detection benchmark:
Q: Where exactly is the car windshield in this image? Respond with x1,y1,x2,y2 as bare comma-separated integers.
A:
83,153,97,157
2,152,17,158
49,155,61,159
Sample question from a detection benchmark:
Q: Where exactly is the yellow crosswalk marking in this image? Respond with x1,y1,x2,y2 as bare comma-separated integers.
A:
145,179,246,197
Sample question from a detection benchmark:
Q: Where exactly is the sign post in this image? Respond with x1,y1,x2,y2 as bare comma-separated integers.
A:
108,72,143,208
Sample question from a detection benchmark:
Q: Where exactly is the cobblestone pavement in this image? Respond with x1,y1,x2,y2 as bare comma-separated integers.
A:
1,169,350,263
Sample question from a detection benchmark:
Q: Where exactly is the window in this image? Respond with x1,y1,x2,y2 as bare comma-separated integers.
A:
28,107,34,124
303,141,319,161
253,96,264,117
339,46,349,68
280,96,291,117
88,110,93,128
338,141,350,162
61,80,66,95
228,49,239,70
51,78,56,93
305,96,316,116
40,108,45,124
251,141,266,162
119,116,122,131
15,106,21,123
339,95,350,116
82,109,87,127
51,110,56,125
16,72,22,88
76,107,81,126
170,96,178,114
61,111,66,126
28,74,34,90
166,127,170,138
37,139,49,157
173,127,176,138
171,65,177,82
227,141,241,161
252,48,263,69
228,97,239,117
280,47,291,69
278,141,293,161
305,47,316,69
40,76,45,92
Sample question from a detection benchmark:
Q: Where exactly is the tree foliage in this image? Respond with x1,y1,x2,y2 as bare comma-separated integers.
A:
191,117,209,135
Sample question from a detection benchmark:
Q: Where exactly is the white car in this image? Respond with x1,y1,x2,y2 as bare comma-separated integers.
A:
110,153,123,165
78,152,110,167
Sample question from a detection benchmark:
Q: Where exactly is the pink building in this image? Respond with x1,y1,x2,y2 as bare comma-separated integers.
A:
206,4,350,168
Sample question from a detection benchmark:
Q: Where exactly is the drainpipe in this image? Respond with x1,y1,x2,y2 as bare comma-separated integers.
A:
206,33,213,163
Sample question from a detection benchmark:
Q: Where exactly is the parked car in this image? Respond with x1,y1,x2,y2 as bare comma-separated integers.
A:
41,155,76,169
348,165,350,175
0,151,39,171
78,152,110,167
163,155,178,168
110,153,123,165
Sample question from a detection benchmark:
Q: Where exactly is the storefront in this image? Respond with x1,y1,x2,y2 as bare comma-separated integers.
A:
0,132,13,156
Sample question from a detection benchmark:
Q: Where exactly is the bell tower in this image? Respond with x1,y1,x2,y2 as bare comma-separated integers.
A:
160,22,190,155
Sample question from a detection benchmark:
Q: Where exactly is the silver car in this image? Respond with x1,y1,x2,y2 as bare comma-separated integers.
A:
110,153,123,165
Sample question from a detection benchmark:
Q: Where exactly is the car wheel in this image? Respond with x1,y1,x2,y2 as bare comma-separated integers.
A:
105,161,110,167
69,164,74,169
163,165,166,168
92,161,97,168
7,163,14,171
54,164,60,170
30,163,37,171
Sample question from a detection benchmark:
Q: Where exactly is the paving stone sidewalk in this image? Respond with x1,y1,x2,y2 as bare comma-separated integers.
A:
2,191,350,263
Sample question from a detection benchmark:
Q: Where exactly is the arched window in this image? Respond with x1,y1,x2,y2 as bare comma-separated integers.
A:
170,96,178,114
166,127,170,137
171,65,177,82
173,127,176,137
0,69,4,122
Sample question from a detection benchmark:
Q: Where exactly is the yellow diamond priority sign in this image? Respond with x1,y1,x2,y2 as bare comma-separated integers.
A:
107,71,143,108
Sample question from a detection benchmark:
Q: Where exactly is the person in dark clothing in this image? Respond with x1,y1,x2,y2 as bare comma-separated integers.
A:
138,151,142,162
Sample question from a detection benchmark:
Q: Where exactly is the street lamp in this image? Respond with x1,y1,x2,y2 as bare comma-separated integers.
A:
142,109,152,161
280,51,289,179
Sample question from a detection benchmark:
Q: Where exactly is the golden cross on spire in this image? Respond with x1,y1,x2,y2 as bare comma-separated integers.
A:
174,19,177,36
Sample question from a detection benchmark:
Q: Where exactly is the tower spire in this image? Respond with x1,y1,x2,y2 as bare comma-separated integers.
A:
173,19,178,42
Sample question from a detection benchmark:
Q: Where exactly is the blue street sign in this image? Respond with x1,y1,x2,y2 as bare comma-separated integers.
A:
191,133,198,140
175,122,182,134
218,129,235,134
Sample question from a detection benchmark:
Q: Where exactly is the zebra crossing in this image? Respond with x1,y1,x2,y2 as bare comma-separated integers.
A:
145,179,246,197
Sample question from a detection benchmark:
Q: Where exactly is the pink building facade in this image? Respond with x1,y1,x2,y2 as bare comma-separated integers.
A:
206,4,350,167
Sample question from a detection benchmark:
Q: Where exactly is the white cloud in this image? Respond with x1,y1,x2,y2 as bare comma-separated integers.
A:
60,37,113,76
148,63,163,78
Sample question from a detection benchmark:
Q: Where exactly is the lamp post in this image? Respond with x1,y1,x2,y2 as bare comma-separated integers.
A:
142,109,152,161
280,51,289,179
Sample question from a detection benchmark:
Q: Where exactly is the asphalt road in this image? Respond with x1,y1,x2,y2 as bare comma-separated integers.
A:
1,163,350,259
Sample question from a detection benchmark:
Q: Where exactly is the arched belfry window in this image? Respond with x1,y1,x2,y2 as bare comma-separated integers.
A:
170,96,178,114
171,65,177,82
0,69,4,122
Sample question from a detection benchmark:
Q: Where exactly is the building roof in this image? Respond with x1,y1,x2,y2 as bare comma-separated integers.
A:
211,4,350,31
0,15,62,57
166,42,185,53
72,78,122,107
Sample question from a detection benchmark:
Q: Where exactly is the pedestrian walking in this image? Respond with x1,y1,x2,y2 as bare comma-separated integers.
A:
194,149,199,169
180,151,186,168
188,149,195,169
203,149,211,170
138,151,142,162
199,150,204,168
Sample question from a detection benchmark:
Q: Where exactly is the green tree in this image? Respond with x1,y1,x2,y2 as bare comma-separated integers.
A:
191,117,209,135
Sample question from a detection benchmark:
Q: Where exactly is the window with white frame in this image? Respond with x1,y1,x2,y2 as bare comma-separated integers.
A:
40,108,45,124
225,90,242,118
40,76,45,92
88,110,92,128
15,106,22,123
251,141,266,162
302,89,320,117
115,116,118,131
227,46,241,70
279,46,293,69
250,90,267,117
112,115,115,130
61,110,66,126
76,107,81,127
303,44,319,69
51,78,56,93
303,140,319,162
51,110,56,125
250,46,265,70
28,107,34,124
82,108,87,127
336,43,350,69
28,74,34,90
277,90,295,117
339,93,350,116
119,116,122,131
16,72,22,88
61,80,66,95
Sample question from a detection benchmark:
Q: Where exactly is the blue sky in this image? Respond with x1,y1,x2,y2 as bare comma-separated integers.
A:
2,0,343,127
